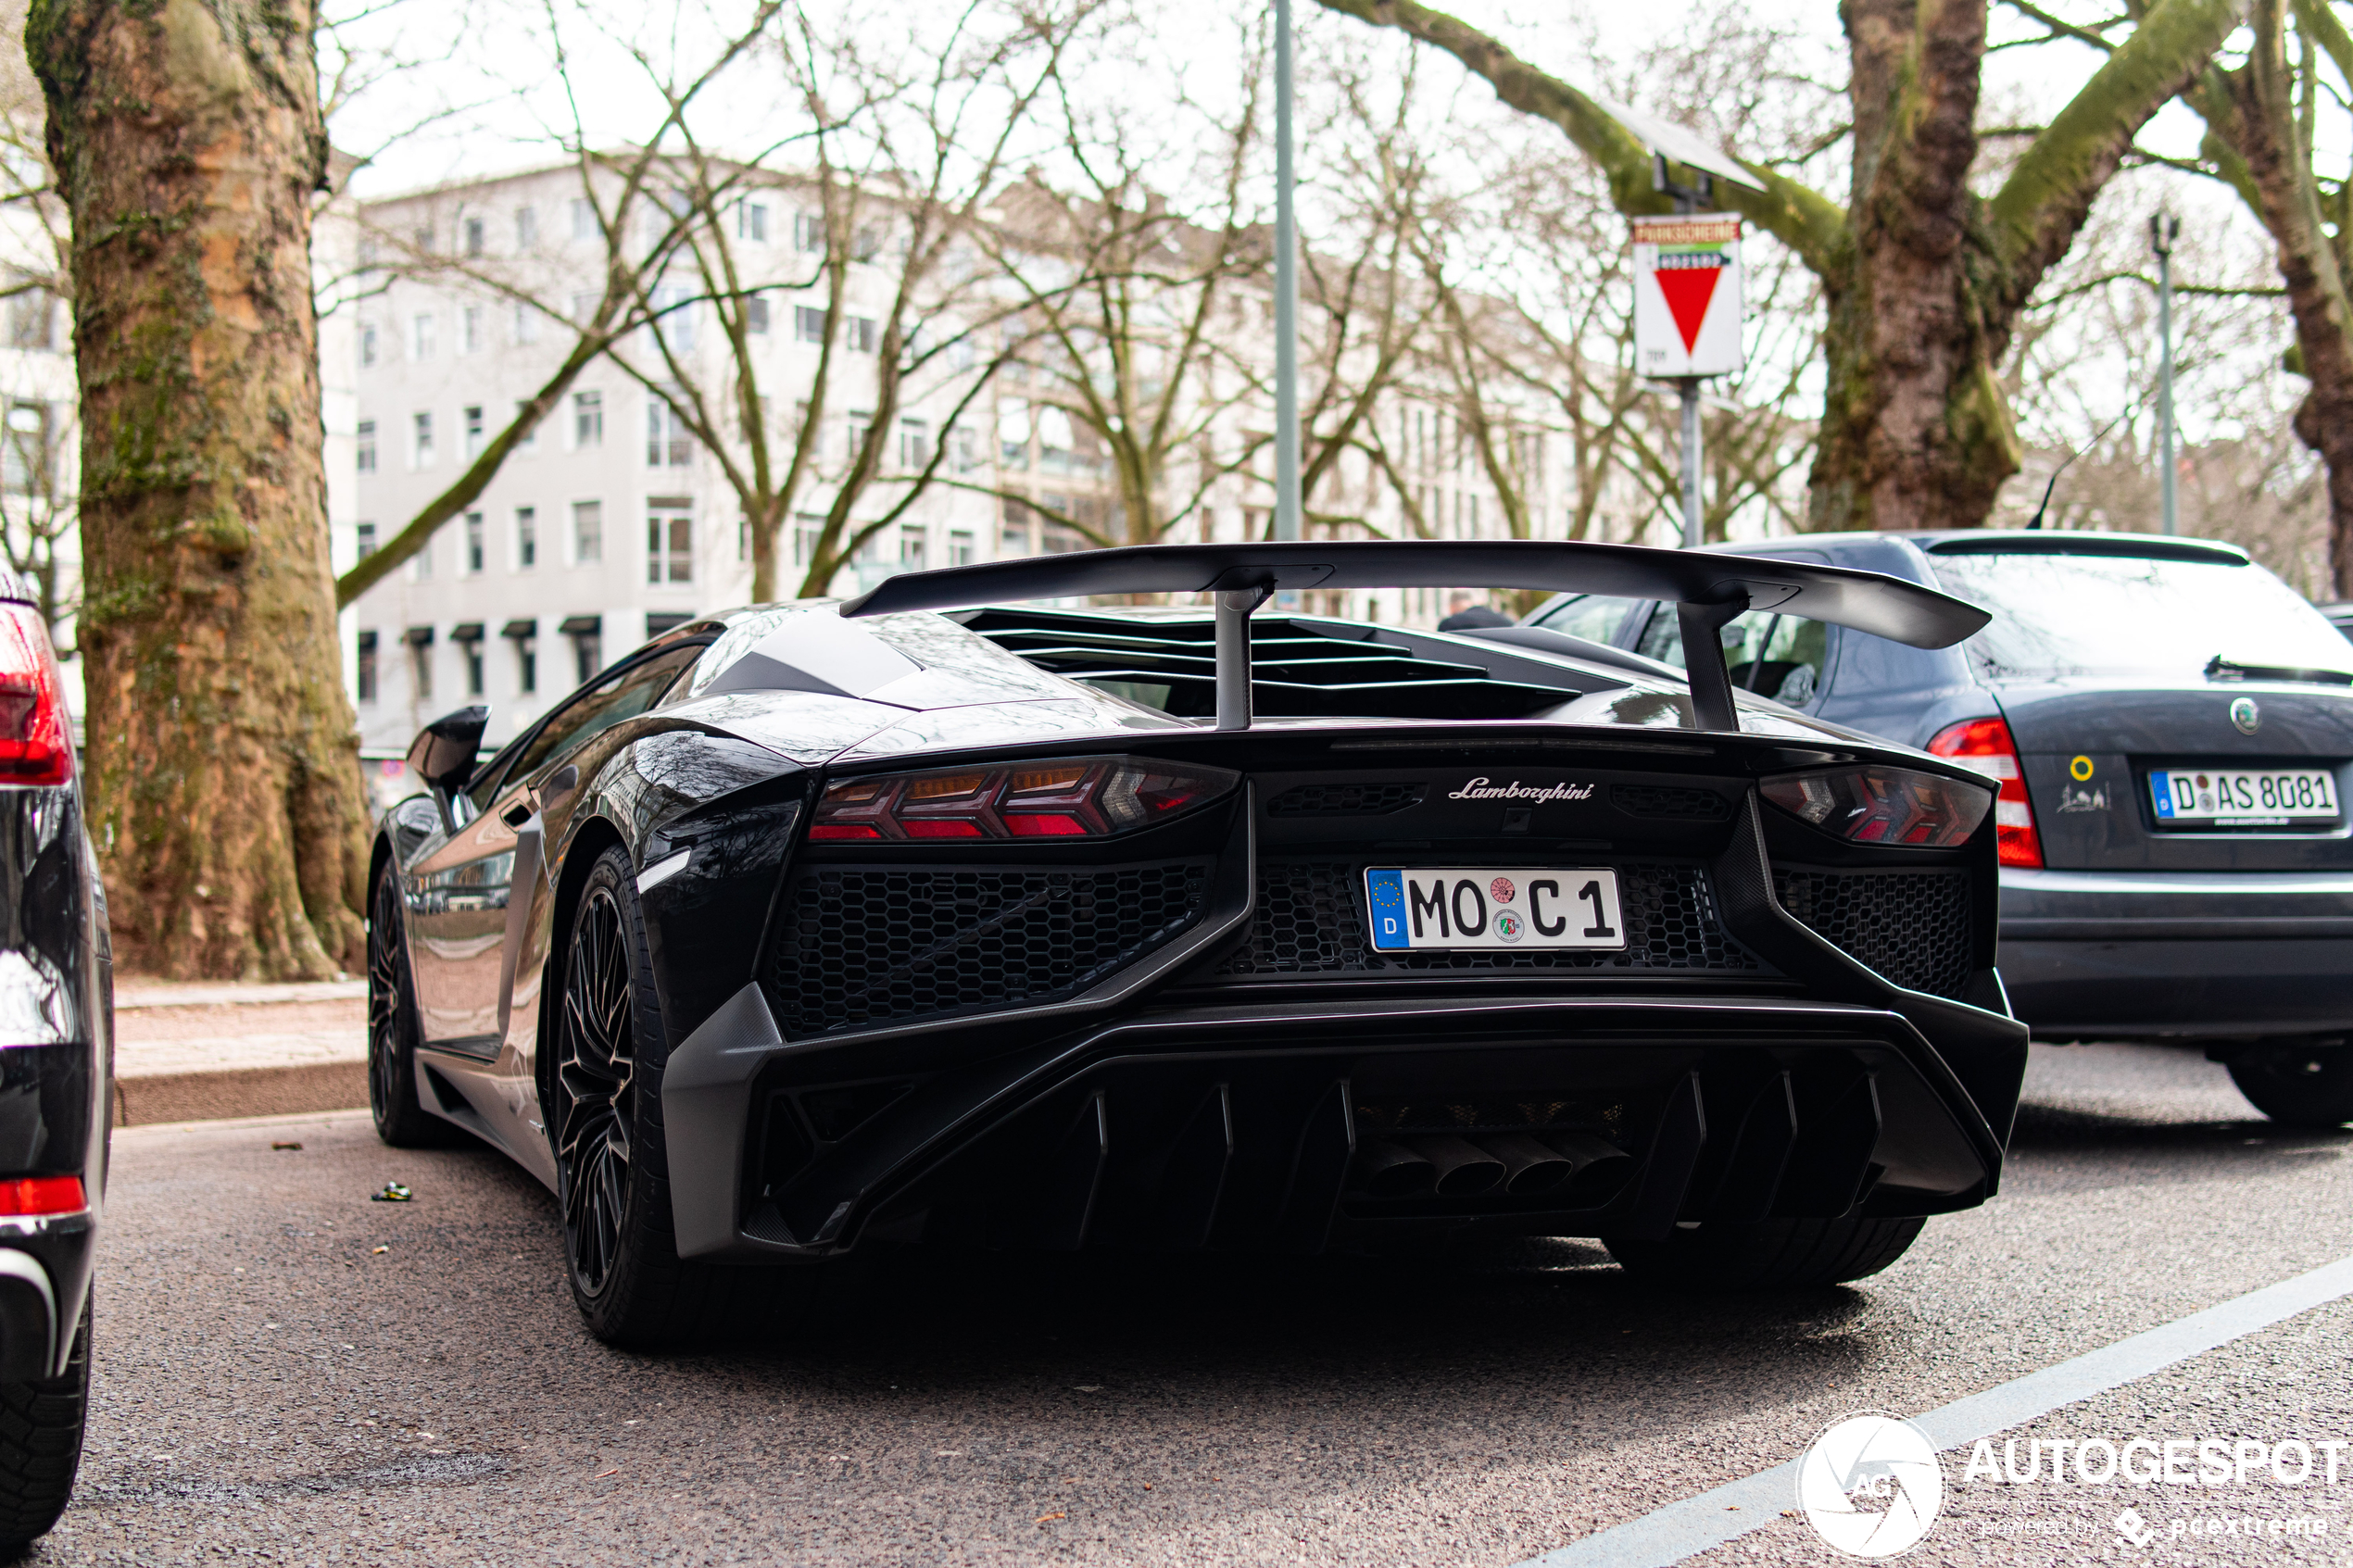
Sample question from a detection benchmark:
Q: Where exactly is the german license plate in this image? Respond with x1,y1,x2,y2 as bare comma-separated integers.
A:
1365,868,1625,951
2148,768,2340,826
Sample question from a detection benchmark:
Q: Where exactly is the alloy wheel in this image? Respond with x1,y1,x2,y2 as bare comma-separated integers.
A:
557,886,636,1296
366,872,408,1125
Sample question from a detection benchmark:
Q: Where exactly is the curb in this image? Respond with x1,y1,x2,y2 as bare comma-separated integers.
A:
113,1063,368,1128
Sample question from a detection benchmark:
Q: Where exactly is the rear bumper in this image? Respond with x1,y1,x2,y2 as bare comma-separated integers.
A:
1998,868,2353,1038
660,984,2024,1261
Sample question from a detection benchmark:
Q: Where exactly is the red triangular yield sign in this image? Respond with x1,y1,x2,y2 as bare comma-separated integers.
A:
1653,263,1722,356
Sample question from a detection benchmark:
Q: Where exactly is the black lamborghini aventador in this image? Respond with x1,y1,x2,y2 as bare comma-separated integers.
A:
368,541,2026,1346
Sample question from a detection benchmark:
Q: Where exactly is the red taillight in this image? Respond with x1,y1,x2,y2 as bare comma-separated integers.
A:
0,604,69,787
810,756,1239,843
0,1175,84,1216
1928,716,2042,868
1758,765,1993,848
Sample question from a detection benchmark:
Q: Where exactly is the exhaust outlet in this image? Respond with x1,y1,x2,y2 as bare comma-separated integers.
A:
1358,1140,1436,1198
1411,1135,1505,1196
1481,1133,1575,1195
1548,1130,1632,1200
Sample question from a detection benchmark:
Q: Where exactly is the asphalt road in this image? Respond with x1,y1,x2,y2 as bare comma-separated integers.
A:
26,1043,2353,1567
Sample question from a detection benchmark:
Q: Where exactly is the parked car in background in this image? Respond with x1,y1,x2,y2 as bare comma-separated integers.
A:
0,569,106,1546
1518,533,2353,1127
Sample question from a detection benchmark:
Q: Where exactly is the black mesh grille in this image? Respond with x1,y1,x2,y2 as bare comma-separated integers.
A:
1265,782,1425,817
772,863,1209,1035
1611,784,1731,821
1214,861,1756,976
1773,869,1972,999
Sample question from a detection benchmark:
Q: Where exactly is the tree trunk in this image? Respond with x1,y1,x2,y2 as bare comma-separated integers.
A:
29,0,370,979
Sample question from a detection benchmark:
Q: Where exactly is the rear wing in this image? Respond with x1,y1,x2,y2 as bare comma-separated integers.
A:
837,539,1989,733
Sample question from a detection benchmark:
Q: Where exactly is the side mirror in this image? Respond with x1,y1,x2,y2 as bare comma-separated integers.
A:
405,706,489,827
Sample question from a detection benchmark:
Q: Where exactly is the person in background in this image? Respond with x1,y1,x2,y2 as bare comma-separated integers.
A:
1438,590,1513,632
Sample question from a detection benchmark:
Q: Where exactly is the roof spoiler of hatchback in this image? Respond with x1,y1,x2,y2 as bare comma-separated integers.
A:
836,539,1990,734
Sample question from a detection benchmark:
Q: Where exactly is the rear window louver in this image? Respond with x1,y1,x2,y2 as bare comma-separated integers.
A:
963,608,1579,720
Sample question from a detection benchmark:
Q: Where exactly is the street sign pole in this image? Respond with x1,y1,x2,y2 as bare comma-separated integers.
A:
1680,380,1702,549
2150,211,2181,537
1639,157,1737,550
1272,0,1301,546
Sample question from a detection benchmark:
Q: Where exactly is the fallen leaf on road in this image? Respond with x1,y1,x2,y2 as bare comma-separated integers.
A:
371,1246,388,1255
271,1142,302,1151
1142,1483,1152,1490
594,1468,620,1479
1036,1512,1065,1524
371,1184,412,1203
1072,1385,1101,1392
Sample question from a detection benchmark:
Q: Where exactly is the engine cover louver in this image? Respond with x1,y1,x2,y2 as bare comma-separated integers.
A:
770,862,1210,1035
1773,868,1972,999
964,607,1578,720
1265,782,1426,817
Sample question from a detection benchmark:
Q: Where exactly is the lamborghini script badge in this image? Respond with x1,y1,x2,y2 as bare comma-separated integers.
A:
1447,777,1595,804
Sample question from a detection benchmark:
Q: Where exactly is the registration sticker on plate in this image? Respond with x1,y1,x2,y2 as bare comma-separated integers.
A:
1365,868,1626,951
2148,768,2340,826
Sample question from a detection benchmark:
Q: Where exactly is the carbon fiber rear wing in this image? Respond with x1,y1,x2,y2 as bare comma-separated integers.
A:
837,539,1989,733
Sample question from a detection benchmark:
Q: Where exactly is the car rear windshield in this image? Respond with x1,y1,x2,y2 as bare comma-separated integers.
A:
1925,550,2353,681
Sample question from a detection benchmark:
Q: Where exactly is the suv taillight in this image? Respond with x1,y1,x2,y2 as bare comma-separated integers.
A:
810,756,1239,842
0,603,69,787
1927,716,2041,868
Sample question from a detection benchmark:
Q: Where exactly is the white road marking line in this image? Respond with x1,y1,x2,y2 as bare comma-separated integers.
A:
1523,1253,2353,1568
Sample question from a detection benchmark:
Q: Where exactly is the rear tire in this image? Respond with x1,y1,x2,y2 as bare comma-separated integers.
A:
0,1298,88,1549
367,862,459,1149
553,846,852,1348
2227,1044,2353,1128
1603,1214,1925,1291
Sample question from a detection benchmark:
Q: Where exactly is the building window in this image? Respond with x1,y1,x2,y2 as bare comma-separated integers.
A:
356,521,377,559
464,511,484,574
515,507,536,570
508,625,537,695
457,631,484,696
515,206,537,249
460,306,482,354
571,198,597,241
739,200,769,242
412,535,431,579
951,424,979,471
794,306,827,345
408,629,434,698
514,398,536,449
412,410,434,468
573,391,602,447
355,632,378,704
570,291,598,324
948,530,975,567
463,405,484,461
6,292,51,351
411,313,434,359
900,417,930,469
356,420,376,472
649,283,696,353
647,500,693,585
793,210,824,253
846,409,870,460
999,401,1030,470
562,618,602,684
1000,496,1032,557
794,514,825,571
411,223,433,253
462,217,484,257
647,395,690,468
745,295,770,334
845,316,876,353
573,500,602,564
899,526,926,572
359,323,378,367
514,302,538,345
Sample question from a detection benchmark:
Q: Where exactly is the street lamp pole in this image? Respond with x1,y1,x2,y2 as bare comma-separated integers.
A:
1272,0,1302,546
2151,211,2181,536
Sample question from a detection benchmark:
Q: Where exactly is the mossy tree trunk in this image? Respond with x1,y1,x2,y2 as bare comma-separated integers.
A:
1314,0,2241,532
28,0,370,978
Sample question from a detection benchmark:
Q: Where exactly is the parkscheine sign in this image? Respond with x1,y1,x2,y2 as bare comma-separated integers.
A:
1632,213,1744,379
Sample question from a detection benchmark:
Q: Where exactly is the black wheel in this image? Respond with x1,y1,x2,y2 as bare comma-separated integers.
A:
2228,1044,2353,1128
368,862,459,1148
1603,1214,1925,1291
0,1297,88,1549
551,846,849,1348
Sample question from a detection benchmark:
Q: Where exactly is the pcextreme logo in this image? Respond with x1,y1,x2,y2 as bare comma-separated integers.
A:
1794,1413,1944,1559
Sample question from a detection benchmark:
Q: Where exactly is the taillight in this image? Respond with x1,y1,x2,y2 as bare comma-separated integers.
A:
1926,716,2041,868
1759,764,1993,848
0,604,69,787
0,1175,83,1216
810,756,1239,842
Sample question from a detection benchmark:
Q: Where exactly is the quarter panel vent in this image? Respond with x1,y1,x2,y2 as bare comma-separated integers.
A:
1773,868,1971,1000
